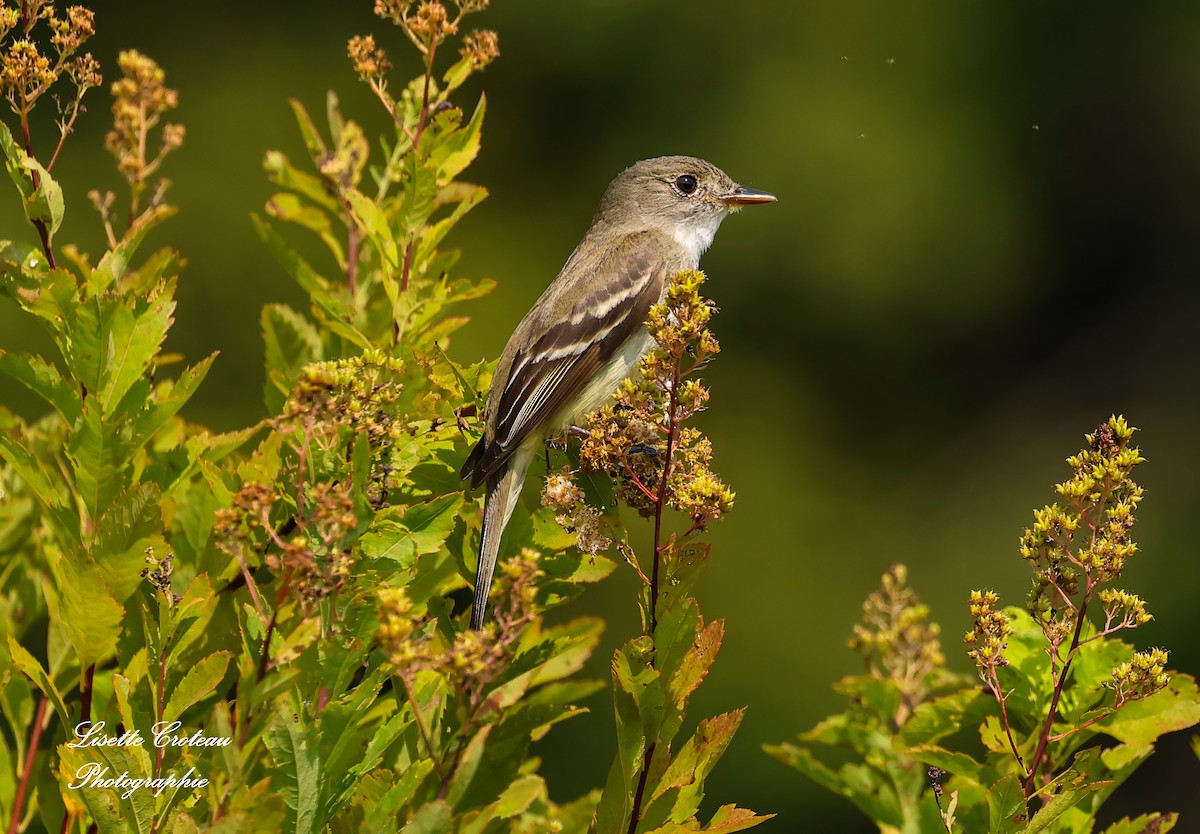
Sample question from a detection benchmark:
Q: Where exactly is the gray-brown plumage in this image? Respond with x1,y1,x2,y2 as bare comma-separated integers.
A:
461,156,774,629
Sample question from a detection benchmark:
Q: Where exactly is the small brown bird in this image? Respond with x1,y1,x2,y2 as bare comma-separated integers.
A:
461,156,775,629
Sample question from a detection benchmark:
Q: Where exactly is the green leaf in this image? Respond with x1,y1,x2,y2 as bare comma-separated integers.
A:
262,304,321,412
1099,813,1179,834
700,804,773,833
360,493,464,567
89,205,177,295
899,686,992,747
265,703,322,834
58,742,154,834
441,54,475,94
67,398,131,520
594,640,660,833
66,289,176,421
401,801,451,834
289,98,329,162
0,120,64,237
252,214,370,348
429,94,485,185
49,555,125,670
985,773,1027,834
413,183,487,266
128,353,217,453
0,428,76,538
1102,673,1200,746
265,192,345,265
163,651,230,722
7,635,71,729
0,350,80,423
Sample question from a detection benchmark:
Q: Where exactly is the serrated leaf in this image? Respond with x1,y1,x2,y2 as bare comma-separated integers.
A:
67,290,176,420
360,493,463,567
430,94,485,185
90,205,177,295
414,183,487,266
163,651,230,722
67,398,131,520
986,773,1027,834
128,353,216,452
670,617,723,708
58,742,154,834
252,214,370,348
7,635,71,729
50,556,125,670
265,704,321,834
701,804,773,833
0,350,80,422
652,710,745,821
1102,674,1200,746
0,430,76,537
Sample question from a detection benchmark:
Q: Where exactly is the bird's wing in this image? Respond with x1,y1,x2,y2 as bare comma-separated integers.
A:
463,241,667,487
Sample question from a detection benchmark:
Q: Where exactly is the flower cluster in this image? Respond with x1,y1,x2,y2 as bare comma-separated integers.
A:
348,34,391,82
849,565,946,722
276,352,406,443
541,468,611,556
213,482,278,555
351,0,498,119
459,28,499,69
581,270,734,528
378,549,543,709
1022,416,1146,643
0,3,99,121
1105,647,1170,703
140,547,181,605
275,351,407,505
105,49,182,186
964,590,1011,670
369,0,493,54
213,479,359,610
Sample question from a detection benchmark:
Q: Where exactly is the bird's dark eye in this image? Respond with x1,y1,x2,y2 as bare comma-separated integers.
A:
674,174,698,195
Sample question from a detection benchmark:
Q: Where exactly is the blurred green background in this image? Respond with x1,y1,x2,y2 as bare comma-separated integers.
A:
3,0,1199,828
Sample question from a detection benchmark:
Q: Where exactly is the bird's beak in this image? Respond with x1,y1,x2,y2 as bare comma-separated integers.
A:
719,185,777,206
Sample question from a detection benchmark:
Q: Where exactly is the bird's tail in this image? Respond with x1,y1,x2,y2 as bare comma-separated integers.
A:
470,446,532,630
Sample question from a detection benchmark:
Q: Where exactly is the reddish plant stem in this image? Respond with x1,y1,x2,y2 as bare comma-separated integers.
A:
8,696,48,834
80,664,95,724
627,354,684,834
1023,593,1090,797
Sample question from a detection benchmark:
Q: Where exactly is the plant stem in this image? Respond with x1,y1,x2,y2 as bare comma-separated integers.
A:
627,353,685,834
627,740,657,834
1024,595,1090,797
80,663,95,723
8,695,48,834
986,669,1026,775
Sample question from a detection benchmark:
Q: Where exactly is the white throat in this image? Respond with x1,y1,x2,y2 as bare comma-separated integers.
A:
671,211,728,264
